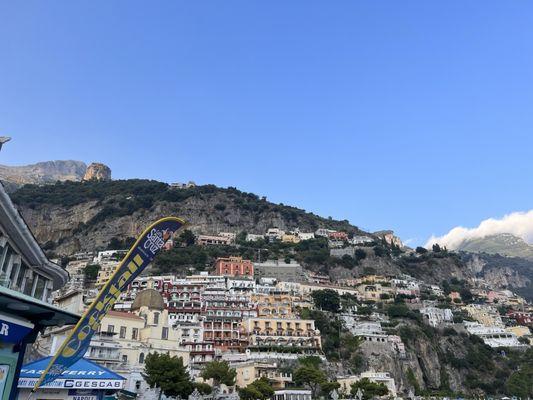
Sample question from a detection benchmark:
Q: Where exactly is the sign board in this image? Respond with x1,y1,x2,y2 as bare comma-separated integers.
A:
18,377,123,389
0,317,32,343
68,388,99,400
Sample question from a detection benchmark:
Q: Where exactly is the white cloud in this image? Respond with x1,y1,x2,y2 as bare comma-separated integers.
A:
425,210,533,249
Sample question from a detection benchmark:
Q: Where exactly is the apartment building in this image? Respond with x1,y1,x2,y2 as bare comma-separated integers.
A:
242,317,322,350
95,259,120,288
214,256,254,278
251,292,295,318
197,234,233,246
420,304,453,327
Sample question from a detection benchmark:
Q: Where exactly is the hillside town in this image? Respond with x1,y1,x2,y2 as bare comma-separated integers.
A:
32,223,532,400
0,165,531,400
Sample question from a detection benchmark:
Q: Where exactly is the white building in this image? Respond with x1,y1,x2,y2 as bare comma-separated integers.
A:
315,228,336,237
464,321,525,348
338,371,397,397
297,232,315,241
246,233,264,242
349,235,374,245
218,232,237,243
420,305,453,327
266,228,285,241
93,249,127,264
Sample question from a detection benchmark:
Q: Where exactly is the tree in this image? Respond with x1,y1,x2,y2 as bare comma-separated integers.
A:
239,386,263,400
350,378,389,399
144,353,194,399
321,381,341,397
355,248,367,261
83,264,100,281
432,243,441,252
293,365,327,398
200,360,236,390
459,287,473,303
238,377,275,400
415,246,428,254
177,229,196,246
194,382,212,395
298,355,323,369
505,368,533,398
311,289,341,313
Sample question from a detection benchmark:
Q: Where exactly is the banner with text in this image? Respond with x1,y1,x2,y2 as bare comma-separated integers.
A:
33,216,186,391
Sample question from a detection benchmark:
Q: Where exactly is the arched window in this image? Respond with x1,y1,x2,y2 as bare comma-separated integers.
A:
139,353,145,364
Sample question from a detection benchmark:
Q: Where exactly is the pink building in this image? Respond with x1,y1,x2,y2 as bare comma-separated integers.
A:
214,257,254,277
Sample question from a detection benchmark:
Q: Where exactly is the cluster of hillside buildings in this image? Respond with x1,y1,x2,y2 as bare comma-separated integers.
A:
43,246,532,399
188,226,402,251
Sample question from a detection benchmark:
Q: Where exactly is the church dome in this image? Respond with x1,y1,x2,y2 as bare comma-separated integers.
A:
131,289,165,311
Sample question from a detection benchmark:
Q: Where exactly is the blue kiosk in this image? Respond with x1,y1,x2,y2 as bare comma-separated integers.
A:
17,357,125,400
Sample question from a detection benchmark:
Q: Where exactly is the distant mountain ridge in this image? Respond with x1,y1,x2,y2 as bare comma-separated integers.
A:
456,233,533,260
0,160,87,189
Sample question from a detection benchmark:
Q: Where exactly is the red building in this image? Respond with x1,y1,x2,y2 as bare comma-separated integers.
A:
328,231,348,241
214,256,254,277
507,310,533,326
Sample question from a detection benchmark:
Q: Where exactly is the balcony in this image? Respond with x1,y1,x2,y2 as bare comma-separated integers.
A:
87,351,121,361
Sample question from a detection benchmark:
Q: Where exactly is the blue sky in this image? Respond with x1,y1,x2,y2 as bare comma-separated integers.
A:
1,2,532,245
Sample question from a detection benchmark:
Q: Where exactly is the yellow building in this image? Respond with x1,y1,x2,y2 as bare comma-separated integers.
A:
242,317,321,349
355,275,390,285
251,292,296,318
97,289,189,367
281,234,300,244
234,361,292,389
95,260,120,288
356,283,394,302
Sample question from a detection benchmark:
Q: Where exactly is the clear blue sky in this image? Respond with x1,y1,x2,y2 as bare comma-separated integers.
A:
1,2,532,245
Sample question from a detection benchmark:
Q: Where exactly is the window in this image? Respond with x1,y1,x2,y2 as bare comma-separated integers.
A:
33,275,47,300
132,328,138,340
23,271,34,296
139,353,145,363
162,327,169,340
119,326,126,339
135,381,141,391
153,312,159,325
15,263,27,291
122,355,128,363
9,258,20,285
107,325,115,334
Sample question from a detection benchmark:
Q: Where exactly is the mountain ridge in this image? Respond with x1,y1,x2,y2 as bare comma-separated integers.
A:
0,160,87,187
456,233,533,260
10,179,368,255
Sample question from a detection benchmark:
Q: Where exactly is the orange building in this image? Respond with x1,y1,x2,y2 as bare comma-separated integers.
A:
214,256,254,277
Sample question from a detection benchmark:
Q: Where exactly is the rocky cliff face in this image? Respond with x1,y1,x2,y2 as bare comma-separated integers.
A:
0,160,87,187
461,252,533,300
357,321,509,396
12,181,362,255
83,163,111,181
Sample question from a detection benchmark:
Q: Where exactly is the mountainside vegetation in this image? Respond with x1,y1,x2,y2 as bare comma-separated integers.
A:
11,180,533,297
309,291,533,398
11,179,363,255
